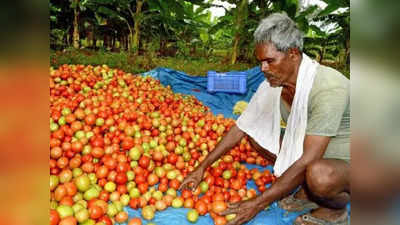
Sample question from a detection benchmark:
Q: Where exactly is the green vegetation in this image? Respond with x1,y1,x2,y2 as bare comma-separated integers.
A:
50,0,350,76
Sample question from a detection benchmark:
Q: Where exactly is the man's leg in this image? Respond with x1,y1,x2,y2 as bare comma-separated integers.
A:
294,159,350,224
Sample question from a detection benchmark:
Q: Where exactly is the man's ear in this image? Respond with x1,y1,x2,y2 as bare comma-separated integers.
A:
288,48,301,60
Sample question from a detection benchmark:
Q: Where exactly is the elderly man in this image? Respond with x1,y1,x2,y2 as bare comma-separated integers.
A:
180,12,350,225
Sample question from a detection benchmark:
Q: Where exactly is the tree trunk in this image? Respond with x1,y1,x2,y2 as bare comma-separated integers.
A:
231,0,248,65
72,0,80,49
132,0,145,55
231,35,240,65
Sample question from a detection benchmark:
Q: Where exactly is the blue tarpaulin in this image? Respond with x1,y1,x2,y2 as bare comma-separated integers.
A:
142,67,266,120
117,67,349,225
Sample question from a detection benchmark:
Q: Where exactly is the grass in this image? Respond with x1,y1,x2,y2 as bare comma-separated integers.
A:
50,48,349,77
50,49,257,76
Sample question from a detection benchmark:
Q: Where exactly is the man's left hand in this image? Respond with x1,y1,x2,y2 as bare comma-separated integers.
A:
219,197,267,225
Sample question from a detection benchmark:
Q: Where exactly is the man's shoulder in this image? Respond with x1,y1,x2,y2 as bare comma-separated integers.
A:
312,64,349,91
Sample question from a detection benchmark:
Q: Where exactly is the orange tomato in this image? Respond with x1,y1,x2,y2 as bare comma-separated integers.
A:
128,217,142,225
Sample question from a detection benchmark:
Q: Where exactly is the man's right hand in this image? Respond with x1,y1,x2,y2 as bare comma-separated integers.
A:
179,165,205,192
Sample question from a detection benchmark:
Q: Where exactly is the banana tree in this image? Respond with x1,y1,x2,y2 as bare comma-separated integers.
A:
69,0,91,49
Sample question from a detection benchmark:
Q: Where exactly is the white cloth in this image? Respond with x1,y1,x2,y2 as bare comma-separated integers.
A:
236,54,318,176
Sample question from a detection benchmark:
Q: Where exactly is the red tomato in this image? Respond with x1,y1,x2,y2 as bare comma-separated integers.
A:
89,205,104,219
115,172,128,185
195,200,208,215
59,216,77,225
50,209,60,225
139,156,150,169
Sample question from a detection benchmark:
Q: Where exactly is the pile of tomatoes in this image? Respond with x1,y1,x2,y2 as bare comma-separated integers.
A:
50,64,275,225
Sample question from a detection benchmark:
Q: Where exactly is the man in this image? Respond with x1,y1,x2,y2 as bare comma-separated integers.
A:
180,12,350,225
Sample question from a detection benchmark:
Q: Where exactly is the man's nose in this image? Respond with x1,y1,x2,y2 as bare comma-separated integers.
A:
261,61,269,72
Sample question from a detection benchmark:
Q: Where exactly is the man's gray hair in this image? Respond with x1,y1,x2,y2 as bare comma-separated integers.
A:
254,12,304,52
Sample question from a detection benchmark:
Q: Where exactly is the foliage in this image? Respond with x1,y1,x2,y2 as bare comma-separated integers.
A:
50,0,350,75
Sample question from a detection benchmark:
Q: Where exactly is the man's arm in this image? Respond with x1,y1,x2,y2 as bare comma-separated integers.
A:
220,135,331,225
256,135,330,205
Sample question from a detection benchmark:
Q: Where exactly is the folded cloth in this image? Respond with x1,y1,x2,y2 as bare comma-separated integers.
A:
236,54,318,176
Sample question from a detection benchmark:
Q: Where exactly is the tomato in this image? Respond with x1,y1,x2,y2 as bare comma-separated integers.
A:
128,217,143,225
195,200,208,215
169,179,180,190
212,200,227,214
89,205,103,219
115,172,128,185
147,173,159,186
115,211,129,223
50,209,60,225
187,209,199,223
181,189,192,199
139,155,150,169
59,216,77,225
184,198,194,208
214,215,227,225
98,215,113,225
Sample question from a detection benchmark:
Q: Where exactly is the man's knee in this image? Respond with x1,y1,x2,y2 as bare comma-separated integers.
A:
305,159,337,198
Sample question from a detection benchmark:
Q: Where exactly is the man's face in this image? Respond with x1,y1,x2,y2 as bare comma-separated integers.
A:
255,42,297,87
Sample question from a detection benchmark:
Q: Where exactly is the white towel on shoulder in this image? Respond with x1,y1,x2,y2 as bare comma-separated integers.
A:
236,54,318,177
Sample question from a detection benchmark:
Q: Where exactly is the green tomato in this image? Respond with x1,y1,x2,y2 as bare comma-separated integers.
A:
166,188,176,197
171,198,183,208
152,191,163,201
199,181,208,193
107,203,118,217
154,167,166,178
187,209,199,223
72,193,83,202
56,205,73,218
142,142,150,151
130,161,138,168
50,175,59,191
88,173,97,184
126,181,136,191
75,208,89,223
72,203,84,213
149,140,158,148
226,214,237,221
50,123,59,132
95,118,104,126
114,201,123,212
182,152,191,162
222,170,232,180
174,146,184,155
82,145,91,155
58,116,66,126
75,130,85,139
167,170,177,180
129,188,141,198
126,171,135,181
120,194,130,205
76,200,87,208
104,182,116,192
80,219,96,225
50,200,58,210
83,187,99,200
129,147,141,161
142,205,155,220
75,175,90,192
72,168,83,178
62,108,71,116
178,138,187,147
